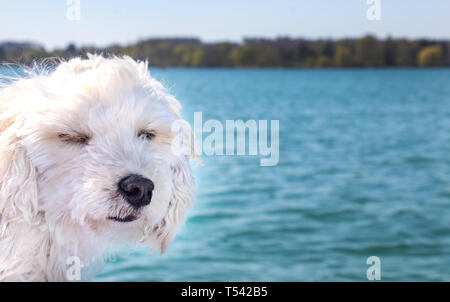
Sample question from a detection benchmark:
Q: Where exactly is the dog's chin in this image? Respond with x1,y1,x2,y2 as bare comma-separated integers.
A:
108,212,140,223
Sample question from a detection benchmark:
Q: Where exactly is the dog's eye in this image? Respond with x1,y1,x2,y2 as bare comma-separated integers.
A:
58,133,90,145
138,130,156,141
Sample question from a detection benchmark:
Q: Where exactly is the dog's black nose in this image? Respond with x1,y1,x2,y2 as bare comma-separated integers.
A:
118,174,154,208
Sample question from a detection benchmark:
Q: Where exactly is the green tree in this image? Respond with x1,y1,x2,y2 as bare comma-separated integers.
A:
383,37,395,66
334,44,354,67
315,55,333,68
292,41,309,66
230,44,280,67
175,45,204,67
202,43,234,67
356,35,383,67
393,40,420,66
22,48,48,63
417,45,444,67
65,43,77,54
313,41,334,58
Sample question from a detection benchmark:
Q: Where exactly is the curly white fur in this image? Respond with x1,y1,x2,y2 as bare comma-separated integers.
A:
0,55,197,281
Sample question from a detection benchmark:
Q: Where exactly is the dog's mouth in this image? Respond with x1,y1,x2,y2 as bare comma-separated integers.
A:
108,213,139,223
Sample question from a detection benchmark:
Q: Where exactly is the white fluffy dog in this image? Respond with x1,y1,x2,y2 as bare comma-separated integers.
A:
0,55,197,281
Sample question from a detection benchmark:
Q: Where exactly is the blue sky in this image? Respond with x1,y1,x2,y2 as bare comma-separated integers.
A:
0,0,449,50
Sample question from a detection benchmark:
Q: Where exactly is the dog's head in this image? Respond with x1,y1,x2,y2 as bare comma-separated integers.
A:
0,55,197,253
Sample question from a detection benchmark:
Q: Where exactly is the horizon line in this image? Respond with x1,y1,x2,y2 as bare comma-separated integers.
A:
2,33,450,52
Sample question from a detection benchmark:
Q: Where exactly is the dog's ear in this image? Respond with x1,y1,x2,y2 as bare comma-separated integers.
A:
152,157,195,253
0,108,39,225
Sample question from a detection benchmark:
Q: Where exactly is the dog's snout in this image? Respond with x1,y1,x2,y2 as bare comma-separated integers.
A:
118,174,154,208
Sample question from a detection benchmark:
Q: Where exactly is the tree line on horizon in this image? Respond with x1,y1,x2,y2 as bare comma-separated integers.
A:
0,35,449,68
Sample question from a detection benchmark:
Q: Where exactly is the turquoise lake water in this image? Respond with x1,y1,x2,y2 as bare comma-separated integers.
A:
2,67,450,281
94,68,450,281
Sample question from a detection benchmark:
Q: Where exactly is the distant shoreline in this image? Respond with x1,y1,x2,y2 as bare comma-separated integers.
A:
1,35,449,68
